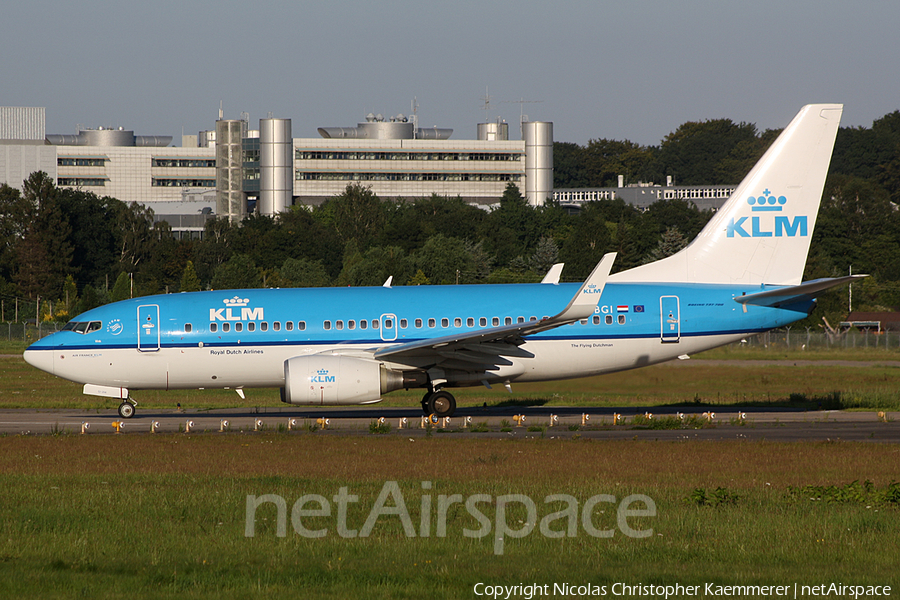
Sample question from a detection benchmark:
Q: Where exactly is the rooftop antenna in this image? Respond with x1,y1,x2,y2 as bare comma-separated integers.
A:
480,86,493,123
218,101,223,120
502,97,543,137
411,97,419,138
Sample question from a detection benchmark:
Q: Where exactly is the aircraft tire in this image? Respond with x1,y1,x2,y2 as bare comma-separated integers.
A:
427,391,456,418
118,402,135,419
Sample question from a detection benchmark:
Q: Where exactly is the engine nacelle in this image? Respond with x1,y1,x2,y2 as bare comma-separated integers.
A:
281,355,407,405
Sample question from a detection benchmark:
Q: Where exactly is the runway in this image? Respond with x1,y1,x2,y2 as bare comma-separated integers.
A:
1,405,897,442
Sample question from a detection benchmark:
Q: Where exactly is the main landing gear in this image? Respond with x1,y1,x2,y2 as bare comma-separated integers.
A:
117,398,137,419
421,389,456,418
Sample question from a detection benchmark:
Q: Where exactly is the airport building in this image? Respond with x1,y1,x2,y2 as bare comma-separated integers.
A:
2,106,731,238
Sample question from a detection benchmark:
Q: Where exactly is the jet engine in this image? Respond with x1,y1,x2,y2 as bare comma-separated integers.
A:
281,355,412,405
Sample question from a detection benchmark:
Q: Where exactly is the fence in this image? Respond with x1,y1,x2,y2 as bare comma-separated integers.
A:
2,322,62,344
729,329,900,351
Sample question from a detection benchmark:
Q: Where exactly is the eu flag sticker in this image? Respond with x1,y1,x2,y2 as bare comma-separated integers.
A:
633,305,645,313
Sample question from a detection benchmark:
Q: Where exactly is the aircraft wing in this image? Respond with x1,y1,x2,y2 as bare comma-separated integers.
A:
373,253,615,370
734,275,867,308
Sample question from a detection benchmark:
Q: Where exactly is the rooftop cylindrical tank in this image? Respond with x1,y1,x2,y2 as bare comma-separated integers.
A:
318,115,452,140
477,122,509,141
523,121,553,207
259,118,293,216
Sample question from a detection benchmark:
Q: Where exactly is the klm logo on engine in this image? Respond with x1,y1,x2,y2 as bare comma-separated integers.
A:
727,191,807,238
209,296,264,322
310,369,335,383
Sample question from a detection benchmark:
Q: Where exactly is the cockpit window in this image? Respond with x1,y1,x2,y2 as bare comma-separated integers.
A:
64,321,103,334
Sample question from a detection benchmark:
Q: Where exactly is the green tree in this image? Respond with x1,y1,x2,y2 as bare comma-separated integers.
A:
276,257,331,288
656,119,761,184
642,226,688,264
316,184,385,250
528,236,559,275
411,234,474,285
179,261,202,292
210,254,262,290
109,271,132,302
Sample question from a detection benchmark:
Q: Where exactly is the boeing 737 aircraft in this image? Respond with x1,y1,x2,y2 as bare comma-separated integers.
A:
25,104,859,419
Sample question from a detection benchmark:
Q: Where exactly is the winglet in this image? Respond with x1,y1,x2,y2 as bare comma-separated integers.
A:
382,276,393,288
541,263,564,284
556,253,616,321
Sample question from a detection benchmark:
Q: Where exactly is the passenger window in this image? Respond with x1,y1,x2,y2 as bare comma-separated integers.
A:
529,316,537,321
504,317,512,325
517,317,525,323
223,323,231,332
592,316,600,325
184,323,192,333
385,319,393,328
360,320,368,330
400,319,408,328
297,322,305,331
415,319,423,328
261,322,268,332
273,322,280,331
235,322,243,332
492,317,499,326
348,320,356,330
428,318,436,328
324,321,331,330
466,317,474,327
210,323,218,333
479,317,487,327
247,322,255,332
373,320,380,329
618,315,626,325
605,315,613,325
453,318,461,327
336,320,344,330
580,319,587,325
441,318,449,328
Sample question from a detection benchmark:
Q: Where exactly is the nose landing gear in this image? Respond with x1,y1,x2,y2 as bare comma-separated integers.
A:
117,398,137,419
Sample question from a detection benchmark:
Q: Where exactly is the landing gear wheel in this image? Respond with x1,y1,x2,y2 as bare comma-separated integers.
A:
427,391,456,418
421,391,432,415
118,401,135,419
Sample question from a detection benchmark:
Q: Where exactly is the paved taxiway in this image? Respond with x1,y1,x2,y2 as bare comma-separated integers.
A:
0,406,896,442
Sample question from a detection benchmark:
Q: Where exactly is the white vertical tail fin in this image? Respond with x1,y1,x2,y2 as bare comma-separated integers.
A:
612,104,843,285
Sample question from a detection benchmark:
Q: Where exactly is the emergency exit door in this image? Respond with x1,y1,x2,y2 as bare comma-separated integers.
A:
660,296,680,343
137,305,161,352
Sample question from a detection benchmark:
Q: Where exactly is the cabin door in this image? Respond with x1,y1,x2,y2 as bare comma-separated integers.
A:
660,296,680,343
137,304,161,352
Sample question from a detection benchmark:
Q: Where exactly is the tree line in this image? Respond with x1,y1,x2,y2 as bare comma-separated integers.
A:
1,110,898,329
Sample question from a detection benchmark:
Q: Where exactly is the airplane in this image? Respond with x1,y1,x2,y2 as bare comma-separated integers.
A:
25,104,860,420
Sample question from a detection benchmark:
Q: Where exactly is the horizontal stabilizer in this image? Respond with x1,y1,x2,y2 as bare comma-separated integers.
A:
734,275,867,308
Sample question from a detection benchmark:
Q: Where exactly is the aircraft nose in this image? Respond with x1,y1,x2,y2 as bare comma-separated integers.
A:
23,349,54,375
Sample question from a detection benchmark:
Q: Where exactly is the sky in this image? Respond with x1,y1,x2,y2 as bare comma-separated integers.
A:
3,0,899,147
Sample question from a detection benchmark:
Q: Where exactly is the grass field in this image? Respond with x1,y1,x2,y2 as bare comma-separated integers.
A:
2,341,900,597
0,436,897,598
